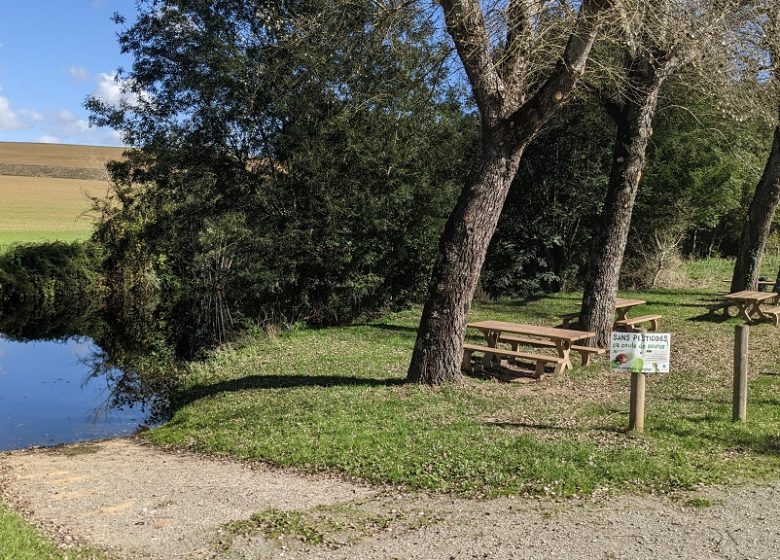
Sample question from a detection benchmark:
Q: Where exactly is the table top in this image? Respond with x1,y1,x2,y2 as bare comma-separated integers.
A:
615,298,646,309
467,320,595,342
723,291,777,302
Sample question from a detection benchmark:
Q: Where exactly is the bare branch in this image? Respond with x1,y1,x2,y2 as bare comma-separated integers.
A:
439,0,506,124
499,0,545,105
509,0,613,139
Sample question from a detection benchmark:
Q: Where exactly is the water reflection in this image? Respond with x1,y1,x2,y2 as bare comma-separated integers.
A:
0,336,151,451
0,290,227,451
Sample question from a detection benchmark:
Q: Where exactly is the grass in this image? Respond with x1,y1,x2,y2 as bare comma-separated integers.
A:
0,501,106,560
0,141,124,248
144,258,780,498
0,176,109,248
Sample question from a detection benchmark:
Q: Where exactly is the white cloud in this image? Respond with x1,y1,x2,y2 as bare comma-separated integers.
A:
0,91,42,131
19,108,43,122
53,109,91,136
0,95,22,129
92,72,149,109
68,66,89,81
93,72,126,107
36,135,60,144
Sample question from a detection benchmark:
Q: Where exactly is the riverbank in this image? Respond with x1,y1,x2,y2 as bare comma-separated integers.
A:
144,283,780,497
3,258,780,558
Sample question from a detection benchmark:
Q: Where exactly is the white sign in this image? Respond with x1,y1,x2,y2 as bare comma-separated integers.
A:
610,332,671,374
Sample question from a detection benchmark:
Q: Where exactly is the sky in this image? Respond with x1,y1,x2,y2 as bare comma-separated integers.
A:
0,0,139,147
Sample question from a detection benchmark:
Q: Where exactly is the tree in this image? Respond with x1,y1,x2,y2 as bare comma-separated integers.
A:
88,1,474,329
407,0,613,385
579,0,750,346
731,4,780,292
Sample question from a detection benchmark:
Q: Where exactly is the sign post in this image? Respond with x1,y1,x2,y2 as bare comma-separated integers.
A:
610,332,671,434
732,325,748,422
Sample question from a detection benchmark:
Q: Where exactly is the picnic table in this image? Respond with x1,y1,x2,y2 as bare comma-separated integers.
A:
559,297,659,332
465,320,597,374
709,290,780,322
721,280,776,291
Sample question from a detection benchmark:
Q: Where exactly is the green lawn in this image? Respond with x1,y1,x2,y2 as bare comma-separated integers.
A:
0,501,105,560
145,258,780,497
0,230,91,249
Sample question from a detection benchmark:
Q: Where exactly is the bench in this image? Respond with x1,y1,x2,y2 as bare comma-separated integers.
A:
558,311,580,327
761,306,780,327
462,343,565,378
497,334,606,366
614,314,662,332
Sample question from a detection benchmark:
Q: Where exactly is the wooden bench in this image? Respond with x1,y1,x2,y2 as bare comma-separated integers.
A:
558,311,580,327
614,314,661,332
761,306,780,327
462,343,565,378
497,334,606,366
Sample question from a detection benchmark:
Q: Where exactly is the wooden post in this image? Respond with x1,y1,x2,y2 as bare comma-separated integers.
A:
732,325,749,422
629,371,646,433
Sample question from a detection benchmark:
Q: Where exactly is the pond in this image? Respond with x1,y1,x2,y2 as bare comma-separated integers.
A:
0,335,156,451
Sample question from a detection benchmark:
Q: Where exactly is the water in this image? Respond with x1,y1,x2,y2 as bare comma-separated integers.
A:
0,335,156,451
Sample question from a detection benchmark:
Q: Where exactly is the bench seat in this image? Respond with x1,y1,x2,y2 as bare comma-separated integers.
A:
761,306,780,327
558,311,580,327
497,334,606,366
614,314,662,332
462,343,565,378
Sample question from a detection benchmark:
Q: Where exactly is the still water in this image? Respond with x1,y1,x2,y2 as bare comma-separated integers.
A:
0,336,152,451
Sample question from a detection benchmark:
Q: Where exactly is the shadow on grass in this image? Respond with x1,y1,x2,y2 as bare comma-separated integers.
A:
172,373,405,410
353,323,418,335
686,312,734,324
654,419,780,457
484,420,573,432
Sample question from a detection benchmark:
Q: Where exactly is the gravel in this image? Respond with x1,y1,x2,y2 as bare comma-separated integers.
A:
2,438,779,560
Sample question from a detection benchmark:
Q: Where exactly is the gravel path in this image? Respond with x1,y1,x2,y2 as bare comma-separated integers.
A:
2,438,779,559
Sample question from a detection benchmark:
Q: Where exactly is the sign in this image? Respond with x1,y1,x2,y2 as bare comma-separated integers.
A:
610,332,671,373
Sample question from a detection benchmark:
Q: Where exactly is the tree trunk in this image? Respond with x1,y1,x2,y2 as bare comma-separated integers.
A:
775,264,780,293
580,57,665,347
407,134,523,384
730,116,780,292
407,0,608,384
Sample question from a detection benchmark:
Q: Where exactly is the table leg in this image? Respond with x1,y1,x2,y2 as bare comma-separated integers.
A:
749,302,769,321
481,330,500,368
554,340,573,371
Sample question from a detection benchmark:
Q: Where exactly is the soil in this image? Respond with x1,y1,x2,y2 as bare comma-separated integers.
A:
2,438,779,560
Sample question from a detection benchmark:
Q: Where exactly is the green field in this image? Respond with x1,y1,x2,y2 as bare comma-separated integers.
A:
0,142,123,248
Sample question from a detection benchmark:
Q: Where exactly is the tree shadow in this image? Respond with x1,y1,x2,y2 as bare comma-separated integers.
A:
686,312,734,323
352,323,418,335
170,373,405,411
484,420,573,432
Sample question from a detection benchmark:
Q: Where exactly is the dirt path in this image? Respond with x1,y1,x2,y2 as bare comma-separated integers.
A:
2,438,779,560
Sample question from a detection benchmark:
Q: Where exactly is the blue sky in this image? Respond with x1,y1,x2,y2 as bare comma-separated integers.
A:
0,0,139,146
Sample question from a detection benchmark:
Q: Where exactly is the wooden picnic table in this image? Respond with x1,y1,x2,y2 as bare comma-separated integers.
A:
466,320,596,372
614,298,647,321
560,297,647,326
711,291,780,322
721,280,776,291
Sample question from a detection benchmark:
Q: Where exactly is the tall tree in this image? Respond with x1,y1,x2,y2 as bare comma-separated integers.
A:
88,1,473,327
731,5,780,292
579,0,749,346
407,0,613,384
